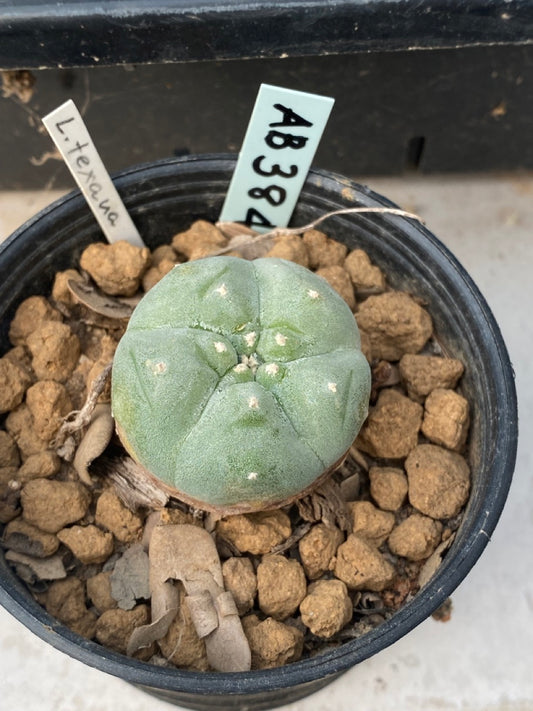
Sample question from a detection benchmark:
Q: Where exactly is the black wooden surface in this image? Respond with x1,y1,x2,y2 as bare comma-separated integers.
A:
0,0,532,69
0,43,531,188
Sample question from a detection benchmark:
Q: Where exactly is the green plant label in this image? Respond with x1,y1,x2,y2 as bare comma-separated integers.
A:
42,99,145,247
219,84,334,231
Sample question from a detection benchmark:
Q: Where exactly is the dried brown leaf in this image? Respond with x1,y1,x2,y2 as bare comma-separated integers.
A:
54,363,112,459
127,581,179,656
270,522,313,555
110,543,151,610
215,206,423,261
418,533,456,589
5,550,66,581
73,403,114,485
148,524,251,672
212,222,275,260
214,221,259,242
339,472,361,502
67,278,136,320
296,478,351,532
93,455,169,511
348,445,369,471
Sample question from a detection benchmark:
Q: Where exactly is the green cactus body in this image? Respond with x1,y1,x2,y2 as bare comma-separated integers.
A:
111,256,370,512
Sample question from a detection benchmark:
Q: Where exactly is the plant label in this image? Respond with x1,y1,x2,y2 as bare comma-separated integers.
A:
42,100,145,247
219,84,334,232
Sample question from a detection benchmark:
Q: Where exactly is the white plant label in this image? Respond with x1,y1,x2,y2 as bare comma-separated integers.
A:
42,100,145,247
219,84,334,232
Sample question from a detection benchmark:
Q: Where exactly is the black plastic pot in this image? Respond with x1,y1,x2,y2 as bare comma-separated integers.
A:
0,155,517,710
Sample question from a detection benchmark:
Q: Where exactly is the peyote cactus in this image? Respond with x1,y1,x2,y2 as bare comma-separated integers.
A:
111,256,371,513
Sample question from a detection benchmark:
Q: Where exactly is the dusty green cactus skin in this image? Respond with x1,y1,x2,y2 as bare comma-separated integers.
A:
111,256,370,512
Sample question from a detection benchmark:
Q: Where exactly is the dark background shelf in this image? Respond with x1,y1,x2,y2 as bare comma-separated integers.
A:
1,1,532,187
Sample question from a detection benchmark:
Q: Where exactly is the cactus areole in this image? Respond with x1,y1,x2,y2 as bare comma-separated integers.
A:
111,256,371,514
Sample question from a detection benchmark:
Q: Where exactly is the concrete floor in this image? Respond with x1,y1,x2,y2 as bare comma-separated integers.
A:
0,173,531,711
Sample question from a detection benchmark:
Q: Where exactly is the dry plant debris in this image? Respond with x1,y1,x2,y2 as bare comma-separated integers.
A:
0,221,472,671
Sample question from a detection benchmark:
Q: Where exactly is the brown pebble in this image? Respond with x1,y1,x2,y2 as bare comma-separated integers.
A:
257,554,307,620
46,577,96,638
432,598,453,622
21,478,91,533
17,451,61,483
316,265,356,309
222,557,257,615
159,587,209,671
303,229,347,269
96,605,152,657
298,523,344,580
85,340,117,404
356,291,433,361
65,356,92,410
265,234,310,267
157,507,200,527
25,380,72,440
80,240,151,297
0,465,18,494
8,296,62,346
93,331,118,363
0,356,32,414
5,404,51,459
142,258,176,292
71,612,98,639
421,388,470,451
0,497,20,524
87,571,118,613
152,245,178,265
27,321,81,383
242,614,303,669
95,488,143,543
369,466,408,512
334,534,395,591
356,389,423,459
4,346,34,382
359,329,373,363
77,327,110,364
399,354,465,399
4,518,59,557
300,579,352,638
0,430,20,468
0,463,17,484
51,269,86,307
405,443,470,519
57,524,114,564
388,513,443,561
216,510,291,555
46,577,87,621
172,220,227,260
344,248,386,294
347,500,395,546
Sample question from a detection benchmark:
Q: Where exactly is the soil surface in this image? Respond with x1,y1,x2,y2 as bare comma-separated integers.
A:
0,221,471,670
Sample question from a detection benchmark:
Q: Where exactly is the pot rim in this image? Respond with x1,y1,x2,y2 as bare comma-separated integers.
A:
0,154,518,695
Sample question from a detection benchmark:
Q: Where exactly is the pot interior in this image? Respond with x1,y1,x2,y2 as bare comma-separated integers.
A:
0,155,517,704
